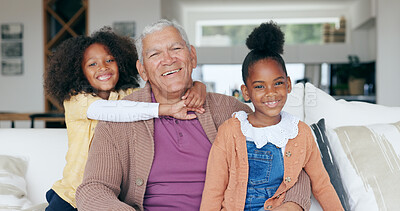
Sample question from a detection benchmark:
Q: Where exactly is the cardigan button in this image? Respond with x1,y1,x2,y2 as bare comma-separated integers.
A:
266,205,272,209
285,177,292,183
285,151,291,157
135,178,144,186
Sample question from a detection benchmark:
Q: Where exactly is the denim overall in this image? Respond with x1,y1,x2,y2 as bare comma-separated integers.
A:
244,141,284,211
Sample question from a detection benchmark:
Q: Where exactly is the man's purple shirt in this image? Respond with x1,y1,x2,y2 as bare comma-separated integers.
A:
143,94,212,210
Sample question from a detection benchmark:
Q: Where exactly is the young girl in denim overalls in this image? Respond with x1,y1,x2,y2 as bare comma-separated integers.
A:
200,21,343,211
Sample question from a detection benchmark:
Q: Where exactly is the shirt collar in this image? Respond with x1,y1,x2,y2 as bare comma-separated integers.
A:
233,111,300,149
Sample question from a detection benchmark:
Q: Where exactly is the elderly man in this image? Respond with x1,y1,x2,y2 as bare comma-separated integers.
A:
76,19,311,211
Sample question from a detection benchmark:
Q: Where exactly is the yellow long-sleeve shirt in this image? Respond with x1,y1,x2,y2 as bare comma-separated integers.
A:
52,88,135,208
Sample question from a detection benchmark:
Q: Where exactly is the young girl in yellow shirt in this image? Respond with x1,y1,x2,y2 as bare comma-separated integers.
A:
43,27,206,211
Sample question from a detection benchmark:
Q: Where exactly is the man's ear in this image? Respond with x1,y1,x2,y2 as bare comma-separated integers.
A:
137,60,148,81
190,45,197,68
241,84,251,102
287,76,292,93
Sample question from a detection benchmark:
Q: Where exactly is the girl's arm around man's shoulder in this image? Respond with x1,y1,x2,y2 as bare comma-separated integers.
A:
64,93,103,121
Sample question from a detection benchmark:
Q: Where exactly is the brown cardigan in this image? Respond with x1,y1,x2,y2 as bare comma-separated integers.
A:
200,117,343,211
76,83,311,211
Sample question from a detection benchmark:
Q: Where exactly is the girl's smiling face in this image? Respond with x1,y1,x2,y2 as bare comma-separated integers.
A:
82,43,119,99
241,58,292,127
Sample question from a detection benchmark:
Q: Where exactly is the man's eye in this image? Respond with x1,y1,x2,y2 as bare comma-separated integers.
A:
149,53,159,58
254,85,264,89
275,81,284,86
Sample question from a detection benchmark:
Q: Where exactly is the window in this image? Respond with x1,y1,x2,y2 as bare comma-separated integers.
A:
196,18,342,47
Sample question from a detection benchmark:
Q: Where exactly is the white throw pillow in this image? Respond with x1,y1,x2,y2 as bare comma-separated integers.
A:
283,82,305,121
326,121,400,210
304,82,400,128
0,155,33,210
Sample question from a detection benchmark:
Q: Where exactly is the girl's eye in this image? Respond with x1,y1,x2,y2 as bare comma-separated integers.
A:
106,59,114,63
88,63,96,67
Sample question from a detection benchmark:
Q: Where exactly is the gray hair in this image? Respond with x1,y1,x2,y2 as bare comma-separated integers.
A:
135,19,191,64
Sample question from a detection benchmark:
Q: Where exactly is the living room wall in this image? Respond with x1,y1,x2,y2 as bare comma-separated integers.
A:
88,0,161,36
376,0,400,106
0,0,43,114
0,0,43,128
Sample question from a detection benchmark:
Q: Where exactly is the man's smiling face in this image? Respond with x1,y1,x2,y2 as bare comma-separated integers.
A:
137,26,197,101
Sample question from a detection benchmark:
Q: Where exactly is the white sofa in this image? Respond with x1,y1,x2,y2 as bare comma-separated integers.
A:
0,129,67,210
0,83,399,211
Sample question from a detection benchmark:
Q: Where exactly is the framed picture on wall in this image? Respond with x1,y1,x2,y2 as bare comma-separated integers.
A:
113,21,136,38
1,59,23,76
1,23,24,76
1,23,23,40
1,42,23,57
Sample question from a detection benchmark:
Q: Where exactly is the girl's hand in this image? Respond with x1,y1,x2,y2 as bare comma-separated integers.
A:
159,100,197,120
182,81,206,113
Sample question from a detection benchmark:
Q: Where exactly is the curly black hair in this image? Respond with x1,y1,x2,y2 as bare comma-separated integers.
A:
242,21,287,85
44,26,140,106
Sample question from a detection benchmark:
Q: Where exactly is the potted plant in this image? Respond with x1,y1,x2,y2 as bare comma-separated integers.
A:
346,55,367,95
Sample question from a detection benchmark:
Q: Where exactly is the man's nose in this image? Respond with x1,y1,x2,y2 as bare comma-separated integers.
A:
161,51,174,65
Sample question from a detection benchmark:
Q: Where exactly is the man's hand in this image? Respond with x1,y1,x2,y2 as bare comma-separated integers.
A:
182,81,206,112
271,202,303,211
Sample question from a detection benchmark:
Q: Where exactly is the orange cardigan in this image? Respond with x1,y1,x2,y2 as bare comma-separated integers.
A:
200,117,343,211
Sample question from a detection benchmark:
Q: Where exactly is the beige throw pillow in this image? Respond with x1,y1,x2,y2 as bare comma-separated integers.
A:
326,121,400,210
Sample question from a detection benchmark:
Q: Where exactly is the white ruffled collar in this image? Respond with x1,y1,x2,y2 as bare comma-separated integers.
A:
233,111,300,149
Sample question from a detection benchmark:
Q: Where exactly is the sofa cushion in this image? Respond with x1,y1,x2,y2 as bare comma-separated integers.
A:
0,155,33,210
326,121,400,210
304,82,400,128
309,119,350,210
